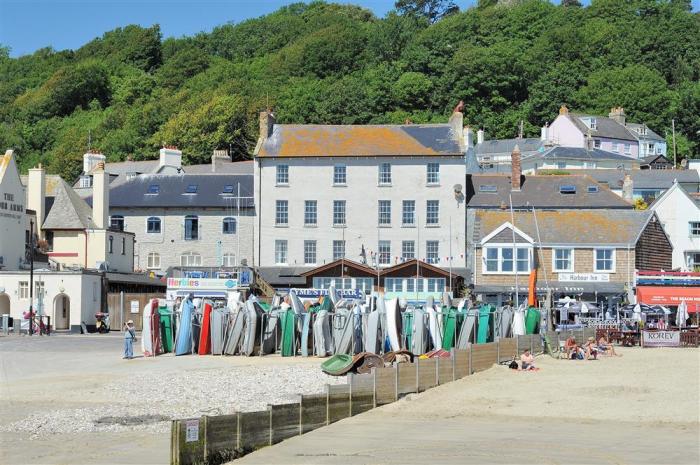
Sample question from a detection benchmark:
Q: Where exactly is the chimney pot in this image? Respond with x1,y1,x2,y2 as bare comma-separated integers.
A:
559,105,569,115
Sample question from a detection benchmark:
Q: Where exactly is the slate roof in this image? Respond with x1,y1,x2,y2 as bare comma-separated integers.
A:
101,174,255,209
257,124,463,158
475,138,544,156
573,169,700,190
255,266,310,286
625,123,664,141
42,180,97,230
529,146,640,162
640,154,671,166
474,209,652,246
568,114,637,141
466,174,633,209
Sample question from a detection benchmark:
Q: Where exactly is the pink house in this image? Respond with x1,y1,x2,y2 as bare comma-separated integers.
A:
548,106,642,159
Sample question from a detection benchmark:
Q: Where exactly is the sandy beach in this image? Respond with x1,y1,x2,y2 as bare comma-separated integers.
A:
239,346,700,465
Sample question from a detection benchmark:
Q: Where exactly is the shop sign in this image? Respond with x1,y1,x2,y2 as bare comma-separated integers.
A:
130,300,140,314
642,330,680,348
289,288,364,300
559,273,610,282
167,278,238,291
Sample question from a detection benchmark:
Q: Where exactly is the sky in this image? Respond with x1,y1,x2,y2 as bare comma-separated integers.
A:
1,0,698,58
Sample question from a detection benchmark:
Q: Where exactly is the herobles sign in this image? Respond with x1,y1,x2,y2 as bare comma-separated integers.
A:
642,330,680,348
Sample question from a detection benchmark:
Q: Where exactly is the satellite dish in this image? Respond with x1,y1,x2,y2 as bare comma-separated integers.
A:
453,184,463,193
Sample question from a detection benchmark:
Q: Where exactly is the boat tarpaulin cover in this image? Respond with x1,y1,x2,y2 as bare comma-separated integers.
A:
636,286,700,310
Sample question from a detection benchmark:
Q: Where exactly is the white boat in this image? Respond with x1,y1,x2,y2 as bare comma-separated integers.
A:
386,297,402,352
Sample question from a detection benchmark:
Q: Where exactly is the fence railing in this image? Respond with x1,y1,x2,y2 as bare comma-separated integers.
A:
170,333,563,465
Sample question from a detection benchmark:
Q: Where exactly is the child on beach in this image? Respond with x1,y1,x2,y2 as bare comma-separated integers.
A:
123,320,137,359
583,337,598,360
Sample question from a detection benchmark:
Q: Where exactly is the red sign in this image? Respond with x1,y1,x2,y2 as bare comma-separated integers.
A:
637,286,700,311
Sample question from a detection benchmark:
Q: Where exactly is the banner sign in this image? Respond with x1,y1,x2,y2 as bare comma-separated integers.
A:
288,288,364,300
642,330,680,348
167,278,238,291
559,273,610,282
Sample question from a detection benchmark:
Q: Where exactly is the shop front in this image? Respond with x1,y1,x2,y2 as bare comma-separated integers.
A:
636,286,700,311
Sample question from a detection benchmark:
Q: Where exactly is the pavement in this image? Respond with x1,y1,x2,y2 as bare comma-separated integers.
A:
237,415,698,465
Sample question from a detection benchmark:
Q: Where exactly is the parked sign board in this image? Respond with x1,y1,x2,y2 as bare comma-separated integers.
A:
642,330,680,347
559,273,610,282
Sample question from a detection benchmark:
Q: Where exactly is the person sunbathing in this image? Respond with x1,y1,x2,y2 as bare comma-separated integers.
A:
520,349,536,370
597,336,619,357
583,337,598,360
564,336,578,359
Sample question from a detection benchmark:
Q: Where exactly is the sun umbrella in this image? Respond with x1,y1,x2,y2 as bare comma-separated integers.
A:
632,303,643,322
676,300,689,328
581,302,589,314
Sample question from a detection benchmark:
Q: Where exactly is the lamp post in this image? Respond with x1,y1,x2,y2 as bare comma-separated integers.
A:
29,220,34,336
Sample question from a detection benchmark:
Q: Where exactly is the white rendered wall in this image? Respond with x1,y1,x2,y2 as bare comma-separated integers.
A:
254,156,466,268
651,185,700,269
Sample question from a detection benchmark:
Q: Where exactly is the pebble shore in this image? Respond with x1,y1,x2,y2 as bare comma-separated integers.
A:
2,365,344,437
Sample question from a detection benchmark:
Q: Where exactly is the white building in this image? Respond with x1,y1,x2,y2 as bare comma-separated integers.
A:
0,270,103,331
0,150,26,271
253,110,468,284
648,182,700,270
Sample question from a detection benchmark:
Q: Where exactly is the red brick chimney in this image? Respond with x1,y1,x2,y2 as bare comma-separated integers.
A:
511,144,522,191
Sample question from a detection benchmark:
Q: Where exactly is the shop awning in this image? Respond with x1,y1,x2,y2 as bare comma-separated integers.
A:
636,286,700,311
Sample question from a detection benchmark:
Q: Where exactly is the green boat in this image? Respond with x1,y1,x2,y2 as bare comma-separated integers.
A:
402,311,414,351
321,354,354,376
477,304,492,344
258,302,271,312
525,307,540,335
158,306,174,353
441,307,458,350
279,309,296,357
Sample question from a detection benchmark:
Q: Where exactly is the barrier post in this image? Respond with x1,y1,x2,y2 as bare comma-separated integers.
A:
451,348,456,381
468,345,473,375
497,339,500,362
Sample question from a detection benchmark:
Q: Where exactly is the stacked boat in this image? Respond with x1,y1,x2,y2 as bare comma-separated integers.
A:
155,291,541,364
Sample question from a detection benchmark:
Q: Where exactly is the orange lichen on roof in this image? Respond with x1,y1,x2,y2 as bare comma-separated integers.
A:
477,210,645,245
258,125,455,157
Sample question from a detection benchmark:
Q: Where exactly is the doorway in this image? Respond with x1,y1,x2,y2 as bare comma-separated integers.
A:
0,293,10,316
53,294,70,330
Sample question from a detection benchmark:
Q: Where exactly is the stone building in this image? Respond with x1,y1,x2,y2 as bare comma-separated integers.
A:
105,174,254,274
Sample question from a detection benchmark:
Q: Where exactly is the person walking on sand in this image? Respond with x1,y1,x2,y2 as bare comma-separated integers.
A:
123,320,137,359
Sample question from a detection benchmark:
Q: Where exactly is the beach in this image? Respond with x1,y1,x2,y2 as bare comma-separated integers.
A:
0,333,342,465
238,346,700,465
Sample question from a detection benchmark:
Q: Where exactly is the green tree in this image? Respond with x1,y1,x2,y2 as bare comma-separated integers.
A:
395,0,459,23
574,65,672,131
150,94,251,164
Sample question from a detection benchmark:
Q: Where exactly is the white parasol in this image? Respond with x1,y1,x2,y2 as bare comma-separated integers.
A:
632,303,643,322
512,304,526,336
675,300,689,328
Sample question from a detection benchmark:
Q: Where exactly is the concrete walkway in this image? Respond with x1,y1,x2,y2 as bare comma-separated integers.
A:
238,414,697,465
239,348,700,465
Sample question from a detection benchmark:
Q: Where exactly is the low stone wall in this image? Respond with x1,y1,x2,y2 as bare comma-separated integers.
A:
171,334,559,465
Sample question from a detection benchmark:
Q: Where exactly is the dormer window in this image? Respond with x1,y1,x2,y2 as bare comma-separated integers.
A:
147,184,160,194
126,172,137,181
79,175,92,188
185,184,198,194
589,118,597,130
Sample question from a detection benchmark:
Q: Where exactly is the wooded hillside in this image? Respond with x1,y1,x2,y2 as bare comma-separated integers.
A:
0,0,698,180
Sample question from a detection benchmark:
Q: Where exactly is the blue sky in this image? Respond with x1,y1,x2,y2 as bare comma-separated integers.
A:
1,0,697,58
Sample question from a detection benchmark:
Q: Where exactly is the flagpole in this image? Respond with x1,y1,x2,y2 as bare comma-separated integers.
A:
416,213,420,303
449,216,453,294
